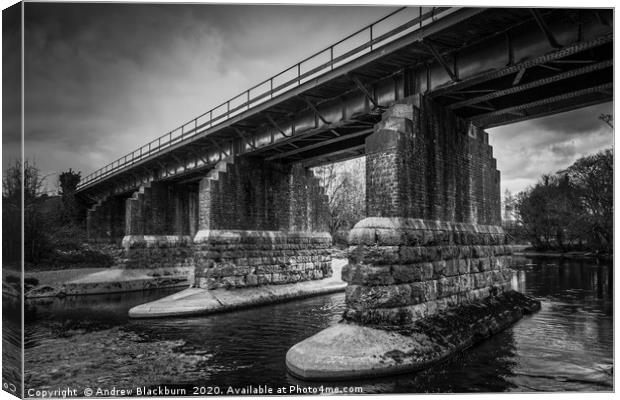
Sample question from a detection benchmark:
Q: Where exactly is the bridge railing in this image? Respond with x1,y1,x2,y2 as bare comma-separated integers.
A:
78,6,452,190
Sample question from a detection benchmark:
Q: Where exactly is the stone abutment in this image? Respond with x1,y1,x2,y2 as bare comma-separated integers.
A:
286,95,540,380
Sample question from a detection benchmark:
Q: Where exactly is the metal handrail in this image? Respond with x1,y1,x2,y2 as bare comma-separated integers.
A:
77,6,451,190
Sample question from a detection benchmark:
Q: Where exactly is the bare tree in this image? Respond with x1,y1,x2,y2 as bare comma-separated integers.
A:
313,158,365,242
2,160,49,262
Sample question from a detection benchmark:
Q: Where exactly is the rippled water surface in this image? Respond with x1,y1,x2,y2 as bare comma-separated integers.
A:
23,256,613,394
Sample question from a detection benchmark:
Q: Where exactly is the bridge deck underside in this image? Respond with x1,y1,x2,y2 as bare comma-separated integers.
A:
78,7,612,200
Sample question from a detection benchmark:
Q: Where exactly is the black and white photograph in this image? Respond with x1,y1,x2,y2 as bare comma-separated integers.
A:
1,1,615,397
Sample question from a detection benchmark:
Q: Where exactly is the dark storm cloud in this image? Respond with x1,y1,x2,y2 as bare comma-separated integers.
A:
21,3,391,182
2,2,22,156
24,4,225,142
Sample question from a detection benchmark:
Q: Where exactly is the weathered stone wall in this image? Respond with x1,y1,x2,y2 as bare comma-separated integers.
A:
193,230,331,289
190,157,332,289
119,182,198,270
105,154,332,284
365,95,501,225
198,156,328,232
288,163,330,232
121,235,195,270
125,182,196,236
86,196,126,243
348,97,508,326
342,218,514,326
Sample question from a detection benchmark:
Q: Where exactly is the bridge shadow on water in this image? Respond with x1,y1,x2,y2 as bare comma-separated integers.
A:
22,255,612,394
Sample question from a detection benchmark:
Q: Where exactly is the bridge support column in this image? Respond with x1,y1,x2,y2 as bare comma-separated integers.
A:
86,196,125,244
192,156,332,290
343,95,513,324
286,95,540,380
121,182,194,270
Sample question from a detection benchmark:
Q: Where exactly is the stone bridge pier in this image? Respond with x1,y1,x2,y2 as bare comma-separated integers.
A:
191,157,332,289
121,181,197,269
343,94,510,325
86,196,127,244
286,94,540,380
87,154,333,286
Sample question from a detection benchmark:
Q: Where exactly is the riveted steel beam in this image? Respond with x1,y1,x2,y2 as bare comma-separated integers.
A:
249,123,338,154
430,33,612,98
465,103,496,111
266,128,373,161
548,59,596,64
481,97,610,129
469,83,613,123
449,60,612,110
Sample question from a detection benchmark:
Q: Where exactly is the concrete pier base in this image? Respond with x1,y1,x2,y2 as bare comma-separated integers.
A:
286,216,541,380
286,290,540,380
128,259,346,318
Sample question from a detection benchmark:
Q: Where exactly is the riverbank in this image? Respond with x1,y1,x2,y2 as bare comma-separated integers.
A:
2,266,192,298
2,246,351,299
513,248,611,261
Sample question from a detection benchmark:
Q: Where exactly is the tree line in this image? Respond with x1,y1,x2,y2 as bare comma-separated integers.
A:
2,160,112,269
505,148,613,253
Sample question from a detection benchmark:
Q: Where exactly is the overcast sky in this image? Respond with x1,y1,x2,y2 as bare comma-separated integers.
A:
6,3,614,196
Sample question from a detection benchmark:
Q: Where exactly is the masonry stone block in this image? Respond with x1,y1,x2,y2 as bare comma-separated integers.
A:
193,230,332,290
341,264,394,286
344,218,516,326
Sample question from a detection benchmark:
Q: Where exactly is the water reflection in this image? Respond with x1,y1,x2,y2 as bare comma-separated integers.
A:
3,293,23,396
24,256,613,393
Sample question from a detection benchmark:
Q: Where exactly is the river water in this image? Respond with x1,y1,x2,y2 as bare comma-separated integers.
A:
20,255,612,394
